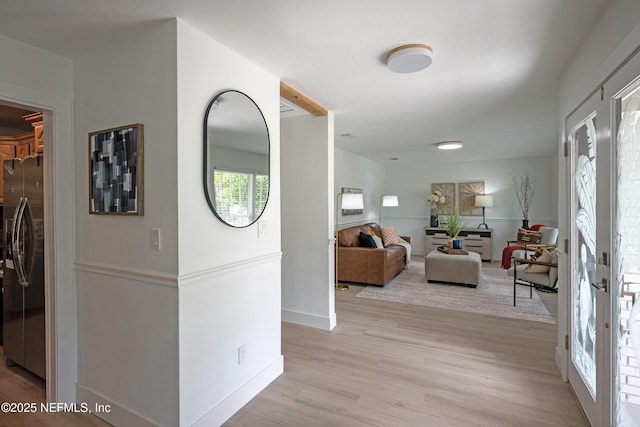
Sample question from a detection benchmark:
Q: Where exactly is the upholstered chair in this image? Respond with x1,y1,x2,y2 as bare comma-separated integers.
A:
511,227,559,260
508,249,559,306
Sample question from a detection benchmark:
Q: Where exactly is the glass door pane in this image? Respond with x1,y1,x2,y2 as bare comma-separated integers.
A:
567,87,610,426
572,113,598,396
614,79,640,426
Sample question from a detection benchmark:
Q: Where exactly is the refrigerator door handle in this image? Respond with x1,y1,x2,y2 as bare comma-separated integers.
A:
12,196,33,287
9,197,24,271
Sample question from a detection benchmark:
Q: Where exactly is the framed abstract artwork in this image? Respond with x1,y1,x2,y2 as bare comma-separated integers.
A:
459,181,485,216
89,123,144,215
431,182,455,215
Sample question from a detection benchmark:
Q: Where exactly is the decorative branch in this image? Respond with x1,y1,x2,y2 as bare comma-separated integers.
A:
509,171,535,220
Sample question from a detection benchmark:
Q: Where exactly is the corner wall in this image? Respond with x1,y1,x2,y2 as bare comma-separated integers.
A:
334,148,387,229
176,19,283,426
73,20,179,426
281,114,336,330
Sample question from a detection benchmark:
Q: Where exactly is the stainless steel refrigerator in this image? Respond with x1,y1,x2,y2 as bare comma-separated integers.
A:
2,155,45,379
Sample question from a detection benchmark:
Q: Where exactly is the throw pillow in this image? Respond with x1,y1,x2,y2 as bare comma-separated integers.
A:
381,226,402,246
525,249,553,273
371,235,384,249
359,231,377,248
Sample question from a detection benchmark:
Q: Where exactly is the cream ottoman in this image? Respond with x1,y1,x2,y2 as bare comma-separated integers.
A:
425,250,482,287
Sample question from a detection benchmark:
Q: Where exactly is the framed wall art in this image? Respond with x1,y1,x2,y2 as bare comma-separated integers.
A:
89,123,144,215
431,182,455,215
459,181,485,216
341,187,363,215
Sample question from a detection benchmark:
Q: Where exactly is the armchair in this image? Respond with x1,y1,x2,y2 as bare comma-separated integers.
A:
511,226,558,259
501,225,558,269
508,249,558,306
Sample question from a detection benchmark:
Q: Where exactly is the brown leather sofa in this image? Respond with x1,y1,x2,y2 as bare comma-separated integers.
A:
336,223,410,286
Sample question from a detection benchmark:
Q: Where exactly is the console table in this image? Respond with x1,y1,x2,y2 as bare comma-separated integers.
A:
424,227,493,261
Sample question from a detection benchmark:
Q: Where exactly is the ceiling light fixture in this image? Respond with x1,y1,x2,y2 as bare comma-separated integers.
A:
387,44,433,73
436,140,463,150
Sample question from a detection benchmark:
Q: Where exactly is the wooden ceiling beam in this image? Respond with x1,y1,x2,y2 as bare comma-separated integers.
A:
280,82,328,116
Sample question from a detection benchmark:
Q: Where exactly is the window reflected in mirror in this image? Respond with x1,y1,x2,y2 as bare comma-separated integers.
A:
204,90,270,227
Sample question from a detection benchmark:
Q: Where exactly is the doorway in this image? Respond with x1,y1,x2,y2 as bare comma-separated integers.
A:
0,102,48,392
566,46,640,426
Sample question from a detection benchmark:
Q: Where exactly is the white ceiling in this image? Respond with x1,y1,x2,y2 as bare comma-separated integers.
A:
0,0,609,164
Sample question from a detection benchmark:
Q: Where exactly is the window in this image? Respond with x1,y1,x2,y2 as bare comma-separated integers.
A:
213,169,268,226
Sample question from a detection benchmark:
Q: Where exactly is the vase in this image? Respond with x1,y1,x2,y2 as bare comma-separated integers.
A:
522,219,529,229
430,215,439,227
452,239,462,250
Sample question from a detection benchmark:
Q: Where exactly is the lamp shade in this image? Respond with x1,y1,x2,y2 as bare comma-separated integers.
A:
341,193,364,210
381,194,399,207
475,195,493,207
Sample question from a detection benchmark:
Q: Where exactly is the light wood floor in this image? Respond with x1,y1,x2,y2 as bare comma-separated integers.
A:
0,263,582,427
0,346,110,426
226,263,586,427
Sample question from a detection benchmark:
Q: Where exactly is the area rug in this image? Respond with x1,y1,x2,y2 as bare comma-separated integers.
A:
355,261,555,324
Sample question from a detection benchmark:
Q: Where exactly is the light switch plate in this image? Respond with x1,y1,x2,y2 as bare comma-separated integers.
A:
151,228,161,251
258,221,268,238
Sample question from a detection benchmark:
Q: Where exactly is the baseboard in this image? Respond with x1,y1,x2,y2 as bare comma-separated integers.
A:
282,308,336,331
556,345,568,381
76,384,161,427
192,355,284,427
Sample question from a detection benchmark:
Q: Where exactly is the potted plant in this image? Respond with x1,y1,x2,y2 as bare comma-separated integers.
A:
446,207,465,248
426,190,446,227
509,171,535,229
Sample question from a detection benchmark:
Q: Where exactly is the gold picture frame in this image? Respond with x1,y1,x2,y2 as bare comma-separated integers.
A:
431,182,455,215
89,123,144,215
459,181,485,216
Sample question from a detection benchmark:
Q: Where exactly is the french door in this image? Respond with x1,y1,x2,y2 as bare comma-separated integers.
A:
567,47,640,426
567,87,611,427
612,53,640,427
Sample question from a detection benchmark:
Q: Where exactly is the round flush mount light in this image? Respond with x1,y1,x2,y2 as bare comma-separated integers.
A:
387,44,433,73
436,140,463,150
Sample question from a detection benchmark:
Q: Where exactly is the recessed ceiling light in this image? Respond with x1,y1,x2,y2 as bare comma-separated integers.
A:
387,44,433,73
436,140,463,150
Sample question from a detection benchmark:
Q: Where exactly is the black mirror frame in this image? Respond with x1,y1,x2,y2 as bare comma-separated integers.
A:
203,89,270,228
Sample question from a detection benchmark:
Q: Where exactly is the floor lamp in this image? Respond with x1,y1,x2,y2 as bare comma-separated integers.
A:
335,192,364,291
379,194,399,225
475,195,493,229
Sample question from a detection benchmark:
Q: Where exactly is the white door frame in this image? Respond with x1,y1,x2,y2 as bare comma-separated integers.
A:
565,92,612,426
0,81,76,403
607,46,640,427
562,43,640,427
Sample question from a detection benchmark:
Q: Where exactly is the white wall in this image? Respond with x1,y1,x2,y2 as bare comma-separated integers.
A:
176,19,282,426
0,34,76,403
557,1,640,381
384,155,558,259
281,114,336,330
73,20,179,426
334,148,387,229
210,145,269,174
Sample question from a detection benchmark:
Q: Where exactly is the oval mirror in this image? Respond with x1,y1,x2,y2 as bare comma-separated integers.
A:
204,90,270,227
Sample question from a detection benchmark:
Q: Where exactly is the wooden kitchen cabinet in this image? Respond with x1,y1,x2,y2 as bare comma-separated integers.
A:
0,112,42,204
23,112,43,154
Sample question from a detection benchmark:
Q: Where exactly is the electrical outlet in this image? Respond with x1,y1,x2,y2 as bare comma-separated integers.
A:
238,344,246,365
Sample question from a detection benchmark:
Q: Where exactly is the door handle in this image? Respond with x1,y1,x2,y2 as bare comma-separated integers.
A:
591,278,608,292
